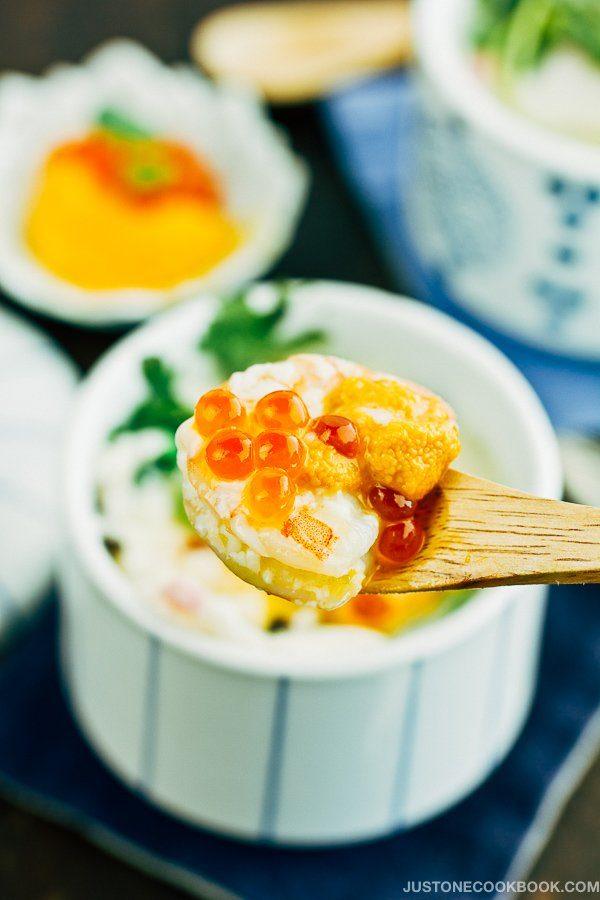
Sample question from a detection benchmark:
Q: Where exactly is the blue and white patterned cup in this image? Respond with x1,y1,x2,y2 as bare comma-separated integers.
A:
408,0,600,360
59,282,561,844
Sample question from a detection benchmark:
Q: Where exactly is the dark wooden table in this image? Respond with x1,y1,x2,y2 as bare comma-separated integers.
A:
0,1,598,896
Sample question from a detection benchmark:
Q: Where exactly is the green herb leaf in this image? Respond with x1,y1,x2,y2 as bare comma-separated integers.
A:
473,0,519,50
545,2,600,66
473,0,600,71
111,283,327,486
127,161,173,189
502,0,556,75
142,357,177,404
200,282,326,378
111,357,192,439
110,357,192,482
134,447,179,484
96,107,152,140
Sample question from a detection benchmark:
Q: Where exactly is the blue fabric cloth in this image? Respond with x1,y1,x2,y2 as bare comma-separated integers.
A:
0,73,597,900
322,72,600,433
0,590,597,900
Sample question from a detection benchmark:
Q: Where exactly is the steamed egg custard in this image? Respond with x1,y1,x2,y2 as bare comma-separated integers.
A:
176,354,460,609
24,109,241,290
99,428,472,646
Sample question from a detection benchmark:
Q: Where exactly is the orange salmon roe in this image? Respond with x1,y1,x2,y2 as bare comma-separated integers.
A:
377,519,424,566
348,594,392,621
254,431,306,474
205,428,254,480
244,468,296,525
312,415,360,458
254,390,309,432
194,389,246,437
368,485,415,521
56,133,223,206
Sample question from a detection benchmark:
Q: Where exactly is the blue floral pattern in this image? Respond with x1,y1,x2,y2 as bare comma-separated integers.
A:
530,176,600,333
414,112,510,274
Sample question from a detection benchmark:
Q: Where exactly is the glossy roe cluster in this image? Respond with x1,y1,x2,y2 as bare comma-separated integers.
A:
190,384,427,566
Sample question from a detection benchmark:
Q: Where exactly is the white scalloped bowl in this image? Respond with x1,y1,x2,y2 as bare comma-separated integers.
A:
0,41,307,327
59,282,562,844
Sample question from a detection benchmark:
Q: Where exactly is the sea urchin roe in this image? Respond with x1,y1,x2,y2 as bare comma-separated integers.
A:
300,434,362,494
254,390,309,432
194,388,246,436
254,430,306,474
368,485,414,521
312,414,360,458
244,467,296,525
325,376,460,500
377,519,425,566
204,427,254,480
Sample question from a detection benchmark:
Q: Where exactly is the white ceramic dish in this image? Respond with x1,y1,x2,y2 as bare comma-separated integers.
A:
0,307,76,632
59,281,561,844
407,0,600,359
0,41,306,327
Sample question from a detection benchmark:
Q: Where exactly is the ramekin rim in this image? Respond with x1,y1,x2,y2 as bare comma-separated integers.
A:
413,0,600,181
63,281,563,680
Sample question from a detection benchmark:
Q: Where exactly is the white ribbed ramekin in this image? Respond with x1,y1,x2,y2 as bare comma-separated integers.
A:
58,281,562,844
408,0,600,359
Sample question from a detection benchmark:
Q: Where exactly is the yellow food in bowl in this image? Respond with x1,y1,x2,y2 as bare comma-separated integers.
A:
264,590,451,634
320,591,448,633
24,111,241,291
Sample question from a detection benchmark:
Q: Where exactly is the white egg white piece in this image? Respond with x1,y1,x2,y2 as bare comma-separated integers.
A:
0,40,306,326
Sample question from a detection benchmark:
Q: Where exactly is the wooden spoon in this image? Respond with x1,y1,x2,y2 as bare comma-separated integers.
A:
191,0,411,104
368,469,600,594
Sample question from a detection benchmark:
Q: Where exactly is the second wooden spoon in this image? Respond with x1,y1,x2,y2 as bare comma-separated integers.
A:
192,0,411,104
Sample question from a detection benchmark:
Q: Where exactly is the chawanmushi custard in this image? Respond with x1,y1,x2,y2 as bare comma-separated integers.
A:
176,354,460,609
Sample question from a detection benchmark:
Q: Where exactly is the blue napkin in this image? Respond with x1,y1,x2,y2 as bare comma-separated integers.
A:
0,589,598,899
321,72,600,433
0,73,598,900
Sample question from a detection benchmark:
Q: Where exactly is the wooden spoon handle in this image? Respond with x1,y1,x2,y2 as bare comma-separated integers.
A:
370,470,600,594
